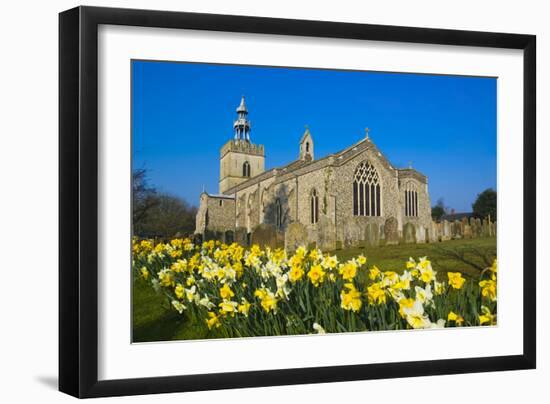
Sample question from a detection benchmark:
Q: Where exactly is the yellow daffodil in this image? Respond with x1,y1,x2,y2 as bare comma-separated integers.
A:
206,311,221,329
479,279,497,301
340,283,362,312
339,261,357,281
139,266,149,280
289,264,305,283
447,272,466,290
219,283,234,300
368,266,381,281
367,282,387,305
447,311,464,325
174,283,185,299
308,264,326,287
357,254,367,265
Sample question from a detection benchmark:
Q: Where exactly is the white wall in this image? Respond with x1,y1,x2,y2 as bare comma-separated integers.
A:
0,0,547,402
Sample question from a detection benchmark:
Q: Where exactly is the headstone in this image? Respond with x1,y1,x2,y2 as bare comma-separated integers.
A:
384,217,399,245
235,227,248,246
224,230,234,244
463,224,472,239
442,220,451,241
416,225,426,243
452,220,462,239
250,224,278,248
335,240,343,250
403,222,417,244
364,223,380,247
317,216,336,251
343,217,363,248
285,222,308,252
192,233,203,246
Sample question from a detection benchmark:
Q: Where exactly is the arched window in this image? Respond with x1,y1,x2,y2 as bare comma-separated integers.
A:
404,182,418,217
310,189,319,224
243,161,251,177
275,198,282,228
306,142,310,152
353,161,381,216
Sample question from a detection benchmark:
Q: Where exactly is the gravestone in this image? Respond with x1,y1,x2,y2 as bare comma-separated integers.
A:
285,222,308,252
250,223,278,248
343,217,363,248
403,222,417,244
364,223,380,247
224,230,234,245
235,227,248,246
463,224,472,239
442,220,451,241
192,233,203,246
384,217,399,245
416,225,426,243
317,216,336,251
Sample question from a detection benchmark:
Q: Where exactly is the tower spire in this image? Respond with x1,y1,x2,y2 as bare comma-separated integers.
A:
233,96,251,142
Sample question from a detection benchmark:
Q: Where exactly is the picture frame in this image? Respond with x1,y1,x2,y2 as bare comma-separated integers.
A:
59,5,536,398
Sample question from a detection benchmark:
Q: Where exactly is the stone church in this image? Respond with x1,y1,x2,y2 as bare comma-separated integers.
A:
195,97,433,250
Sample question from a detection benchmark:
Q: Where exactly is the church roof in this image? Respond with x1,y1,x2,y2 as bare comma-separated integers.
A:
223,134,426,195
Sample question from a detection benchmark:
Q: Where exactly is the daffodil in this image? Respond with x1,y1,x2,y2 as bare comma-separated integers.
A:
479,279,497,301
339,261,357,281
171,300,185,314
219,283,234,299
238,298,251,316
340,283,362,312
447,311,464,325
289,264,304,282
139,266,149,280
368,266,381,281
206,311,221,329
366,282,387,305
448,272,465,290
308,264,326,287
174,283,185,299
313,323,326,334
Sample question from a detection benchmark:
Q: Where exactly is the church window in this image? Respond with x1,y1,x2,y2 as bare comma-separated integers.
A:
306,142,310,152
243,161,251,177
353,161,381,216
219,200,223,207
310,189,319,224
275,198,282,228
404,182,418,217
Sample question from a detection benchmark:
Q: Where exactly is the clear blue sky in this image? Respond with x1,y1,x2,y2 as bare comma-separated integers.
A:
132,60,496,212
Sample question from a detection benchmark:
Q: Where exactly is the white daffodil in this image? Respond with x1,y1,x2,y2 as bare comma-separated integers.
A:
171,300,186,314
313,323,326,334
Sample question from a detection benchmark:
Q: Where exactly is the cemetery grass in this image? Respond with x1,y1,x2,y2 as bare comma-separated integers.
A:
132,236,496,342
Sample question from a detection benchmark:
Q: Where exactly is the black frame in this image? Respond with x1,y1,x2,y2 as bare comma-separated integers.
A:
59,6,536,398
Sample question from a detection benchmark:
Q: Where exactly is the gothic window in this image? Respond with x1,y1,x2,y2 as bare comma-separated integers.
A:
243,161,251,177
306,142,310,152
310,189,319,224
353,161,381,216
275,198,282,229
404,182,418,217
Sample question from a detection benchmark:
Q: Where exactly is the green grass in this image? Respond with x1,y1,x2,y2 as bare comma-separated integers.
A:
334,237,496,279
132,237,496,342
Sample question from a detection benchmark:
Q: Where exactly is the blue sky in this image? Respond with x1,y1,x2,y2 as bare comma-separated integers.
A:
132,60,496,212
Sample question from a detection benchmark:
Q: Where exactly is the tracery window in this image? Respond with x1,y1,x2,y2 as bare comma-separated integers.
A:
353,161,381,216
243,161,251,177
275,198,282,228
404,182,418,217
310,189,319,224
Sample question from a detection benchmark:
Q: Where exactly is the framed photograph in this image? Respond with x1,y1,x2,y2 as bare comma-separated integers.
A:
59,6,536,398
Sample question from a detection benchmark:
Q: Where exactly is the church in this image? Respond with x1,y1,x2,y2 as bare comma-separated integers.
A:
195,97,433,250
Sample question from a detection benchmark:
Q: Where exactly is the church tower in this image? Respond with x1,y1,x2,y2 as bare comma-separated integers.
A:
219,96,265,194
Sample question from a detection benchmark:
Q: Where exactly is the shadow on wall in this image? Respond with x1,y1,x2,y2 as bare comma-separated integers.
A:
262,184,292,231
